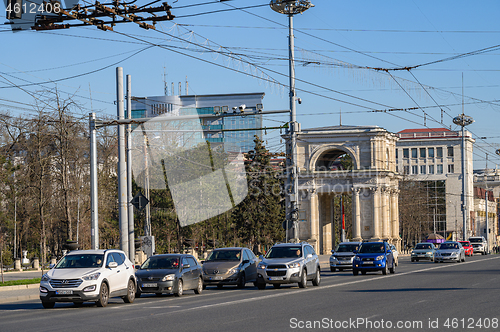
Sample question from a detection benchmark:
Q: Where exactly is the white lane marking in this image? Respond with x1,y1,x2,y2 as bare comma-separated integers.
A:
124,256,500,321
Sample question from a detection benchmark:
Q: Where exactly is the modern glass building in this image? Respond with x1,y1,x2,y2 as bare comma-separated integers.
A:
130,92,264,152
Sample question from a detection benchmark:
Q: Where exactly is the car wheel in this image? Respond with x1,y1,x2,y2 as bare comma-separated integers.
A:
194,277,203,294
434,260,439,263
174,279,183,297
96,282,109,307
353,269,358,276
237,273,246,289
273,284,281,289
216,284,223,289
462,255,465,262
411,258,414,262
298,269,307,288
256,281,266,290
390,262,395,274
382,263,388,275
122,279,135,303
312,268,321,286
42,301,55,309
395,259,398,267
330,267,336,272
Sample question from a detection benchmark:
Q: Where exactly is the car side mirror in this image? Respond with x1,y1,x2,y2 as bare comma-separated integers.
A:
330,250,335,254
307,254,313,259
108,262,118,269
386,250,391,254
259,255,264,260
353,250,358,254
200,260,205,264
242,259,250,264
135,265,141,269
49,263,55,269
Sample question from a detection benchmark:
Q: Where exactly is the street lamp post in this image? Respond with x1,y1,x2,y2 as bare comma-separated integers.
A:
453,113,474,241
270,0,313,242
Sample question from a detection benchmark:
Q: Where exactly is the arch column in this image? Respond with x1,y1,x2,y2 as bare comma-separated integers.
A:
309,190,320,253
381,186,391,240
391,189,401,246
351,186,362,242
371,186,381,240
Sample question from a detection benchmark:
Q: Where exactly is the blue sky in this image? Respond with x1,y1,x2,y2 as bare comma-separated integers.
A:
1,0,500,168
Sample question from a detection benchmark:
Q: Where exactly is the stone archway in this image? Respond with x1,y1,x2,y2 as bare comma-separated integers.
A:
292,125,400,254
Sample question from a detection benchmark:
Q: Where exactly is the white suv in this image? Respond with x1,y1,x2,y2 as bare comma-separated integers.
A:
469,236,488,255
39,249,136,308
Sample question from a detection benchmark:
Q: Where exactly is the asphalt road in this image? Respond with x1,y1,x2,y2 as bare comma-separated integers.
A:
0,255,499,332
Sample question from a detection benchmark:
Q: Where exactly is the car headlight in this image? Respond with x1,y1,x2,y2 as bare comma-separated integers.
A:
228,267,240,275
82,272,100,281
375,255,384,261
426,252,433,255
161,274,175,282
451,252,459,256
288,263,301,269
41,274,50,282
258,263,267,270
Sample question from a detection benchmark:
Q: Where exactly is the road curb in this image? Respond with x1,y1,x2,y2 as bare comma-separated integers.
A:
0,284,39,292
0,293,39,304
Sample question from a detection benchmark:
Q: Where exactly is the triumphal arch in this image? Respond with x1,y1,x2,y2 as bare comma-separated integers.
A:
293,125,401,254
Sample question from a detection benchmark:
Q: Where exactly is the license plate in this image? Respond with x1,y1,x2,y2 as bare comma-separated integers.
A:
363,262,374,265
269,277,283,281
210,276,222,280
142,283,157,288
55,290,73,295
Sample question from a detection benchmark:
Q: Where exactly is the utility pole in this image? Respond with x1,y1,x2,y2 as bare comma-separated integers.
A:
484,154,489,254
453,76,474,241
117,67,129,257
127,75,135,262
90,112,99,250
270,0,313,242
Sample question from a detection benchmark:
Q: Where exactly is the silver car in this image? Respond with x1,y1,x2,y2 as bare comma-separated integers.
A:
256,242,320,289
411,242,436,262
434,241,465,263
329,242,361,272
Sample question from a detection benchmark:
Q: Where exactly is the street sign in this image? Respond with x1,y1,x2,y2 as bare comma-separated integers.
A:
131,192,149,211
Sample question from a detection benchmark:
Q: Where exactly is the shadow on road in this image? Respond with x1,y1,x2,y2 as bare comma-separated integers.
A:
351,287,466,293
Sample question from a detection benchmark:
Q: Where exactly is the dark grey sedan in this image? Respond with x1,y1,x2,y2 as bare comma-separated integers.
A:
135,254,203,297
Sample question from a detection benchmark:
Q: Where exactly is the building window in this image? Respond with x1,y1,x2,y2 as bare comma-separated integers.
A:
403,148,409,158
404,166,410,174
447,147,454,157
437,164,443,174
420,148,426,158
436,147,443,157
448,164,454,173
429,165,435,174
395,149,398,159
412,148,418,158
428,148,434,158
420,165,426,174
412,165,418,174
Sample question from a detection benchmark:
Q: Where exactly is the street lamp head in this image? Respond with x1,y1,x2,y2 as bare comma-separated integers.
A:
270,0,313,15
452,114,474,127
496,149,500,156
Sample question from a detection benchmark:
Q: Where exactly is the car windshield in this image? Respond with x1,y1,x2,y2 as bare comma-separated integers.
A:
469,238,483,243
459,242,470,247
55,254,104,269
336,244,359,252
206,250,241,261
415,244,432,250
141,256,180,269
439,243,459,250
266,247,302,259
359,243,385,254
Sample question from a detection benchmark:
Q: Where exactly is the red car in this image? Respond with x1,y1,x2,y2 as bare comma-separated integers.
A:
459,241,473,256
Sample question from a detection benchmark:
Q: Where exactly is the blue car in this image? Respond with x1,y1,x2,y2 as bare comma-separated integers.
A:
352,242,396,275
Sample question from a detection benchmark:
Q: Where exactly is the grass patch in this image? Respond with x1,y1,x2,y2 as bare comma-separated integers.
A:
0,278,41,287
